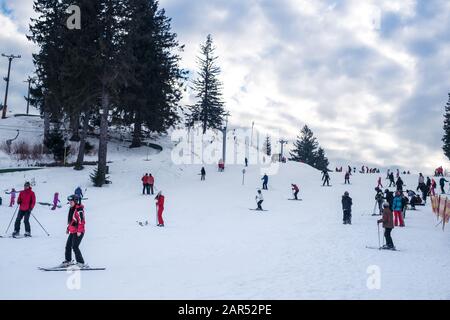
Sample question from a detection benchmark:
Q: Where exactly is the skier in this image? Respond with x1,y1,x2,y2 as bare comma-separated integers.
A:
406,190,417,210
255,190,264,210
342,191,352,224
245,157,248,167
8,188,16,207
439,177,448,194
60,194,86,268
155,191,165,227
392,191,405,227
348,165,352,174
12,182,36,237
417,173,425,192
148,174,154,195
141,174,149,195
431,178,437,196
344,171,350,184
388,172,395,187
377,177,383,189
386,169,390,180
322,171,331,186
74,186,83,201
200,167,206,181
396,176,404,192
375,187,384,215
396,169,400,179
384,189,394,211
291,184,299,200
218,159,224,172
377,202,395,250
262,174,269,190
51,192,60,210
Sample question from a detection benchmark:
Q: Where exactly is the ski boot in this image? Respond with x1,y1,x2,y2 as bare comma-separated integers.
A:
76,262,89,269
11,231,19,238
58,261,74,268
24,232,32,237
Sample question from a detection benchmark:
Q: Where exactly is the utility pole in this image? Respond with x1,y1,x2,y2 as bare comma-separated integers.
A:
1,54,21,119
24,77,35,115
220,114,229,168
279,139,288,162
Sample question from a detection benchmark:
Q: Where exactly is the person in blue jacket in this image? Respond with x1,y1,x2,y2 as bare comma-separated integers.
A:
262,174,269,190
74,186,83,203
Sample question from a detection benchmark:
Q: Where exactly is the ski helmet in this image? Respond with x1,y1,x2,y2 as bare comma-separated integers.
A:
344,191,349,196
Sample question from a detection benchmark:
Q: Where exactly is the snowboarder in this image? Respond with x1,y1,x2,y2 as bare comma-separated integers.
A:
262,174,269,190
344,172,350,184
148,174,154,195
200,167,206,181
392,191,405,227
377,202,395,250
322,171,331,186
255,190,264,210
51,192,60,210
12,182,36,237
7,188,16,207
342,191,352,224
60,194,86,268
377,177,383,189
375,187,384,215
439,177,448,194
155,191,165,227
291,184,299,200
141,174,149,195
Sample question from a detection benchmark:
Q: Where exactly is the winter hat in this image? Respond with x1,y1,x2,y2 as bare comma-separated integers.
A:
344,191,349,196
24,182,31,187
383,202,390,208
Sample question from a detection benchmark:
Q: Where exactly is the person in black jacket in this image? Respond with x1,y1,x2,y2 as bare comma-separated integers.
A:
200,167,206,181
342,191,353,224
396,177,404,192
384,189,394,211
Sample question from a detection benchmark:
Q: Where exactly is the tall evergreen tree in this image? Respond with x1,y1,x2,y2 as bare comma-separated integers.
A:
314,147,329,171
264,135,272,156
119,0,186,147
186,34,227,134
443,93,450,160
289,125,319,166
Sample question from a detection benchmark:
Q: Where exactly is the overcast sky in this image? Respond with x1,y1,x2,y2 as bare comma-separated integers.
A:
1,0,450,172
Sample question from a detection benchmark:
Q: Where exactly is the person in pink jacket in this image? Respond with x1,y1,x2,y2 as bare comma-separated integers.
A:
51,192,60,210
8,188,16,207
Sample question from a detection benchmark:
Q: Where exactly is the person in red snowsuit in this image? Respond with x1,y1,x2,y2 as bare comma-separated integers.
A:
155,191,165,227
141,173,149,195
148,174,155,195
12,182,36,237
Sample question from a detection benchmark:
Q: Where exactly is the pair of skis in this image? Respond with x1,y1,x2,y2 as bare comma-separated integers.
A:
38,265,105,272
366,246,400,252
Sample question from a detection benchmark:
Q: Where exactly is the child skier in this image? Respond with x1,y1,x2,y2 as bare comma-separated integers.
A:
342,191,352,224
378,202,395,250
255,190,264,210
60,194,86,268
291,184,299,200
439,177,448,194
51,192,60,210
155,191,165,227
74,186,83,202
8,188,16,207
322,171,331,186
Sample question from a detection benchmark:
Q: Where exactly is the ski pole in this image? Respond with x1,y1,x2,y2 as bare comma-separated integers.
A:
31,213,50,236
5,206,19,234
377,223,381,248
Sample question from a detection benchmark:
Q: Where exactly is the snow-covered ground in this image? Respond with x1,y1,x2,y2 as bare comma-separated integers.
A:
1,130,450,300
